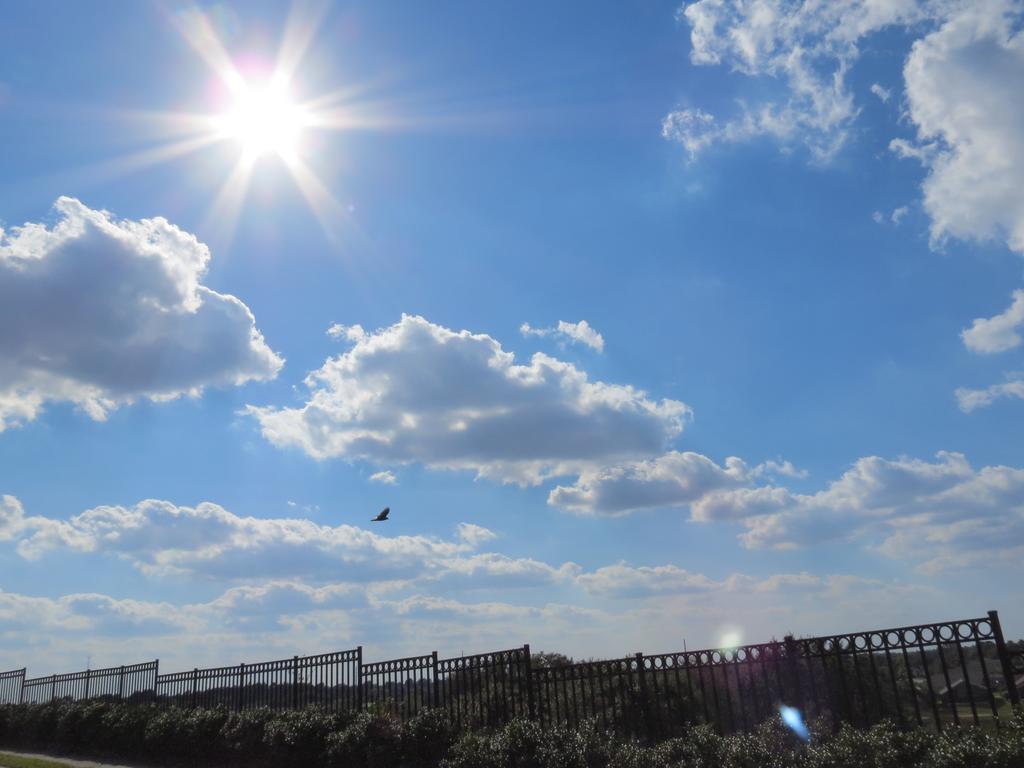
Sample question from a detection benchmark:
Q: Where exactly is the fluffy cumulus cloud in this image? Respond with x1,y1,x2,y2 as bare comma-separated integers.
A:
520,320,605,352
247,315,687,485
896,1,1024,255
548,449,1024,573
719,452,1024,572
0,198,282,431
670,2,1024,256
962,290,1024,354
548,451,803,516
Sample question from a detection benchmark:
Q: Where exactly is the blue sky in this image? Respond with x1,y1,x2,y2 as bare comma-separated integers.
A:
1,0,1023,675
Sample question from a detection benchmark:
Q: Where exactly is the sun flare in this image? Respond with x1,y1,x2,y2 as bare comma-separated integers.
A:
217,80,309,161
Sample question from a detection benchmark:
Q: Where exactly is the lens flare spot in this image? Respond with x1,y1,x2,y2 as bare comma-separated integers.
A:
779,705,810,741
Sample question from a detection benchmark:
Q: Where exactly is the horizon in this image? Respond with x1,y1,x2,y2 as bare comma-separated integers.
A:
1,0,1023,677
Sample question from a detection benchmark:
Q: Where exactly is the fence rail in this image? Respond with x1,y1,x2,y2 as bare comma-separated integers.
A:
2,610,1021,740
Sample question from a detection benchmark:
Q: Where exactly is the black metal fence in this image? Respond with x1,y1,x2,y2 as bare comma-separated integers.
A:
362,652,435,718
2,610,1021,739
20,661,158,705
0,668,24,705
152,649,361,712
438,646,532,729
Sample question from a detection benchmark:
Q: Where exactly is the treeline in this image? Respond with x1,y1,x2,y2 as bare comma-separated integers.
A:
1,700,1023,768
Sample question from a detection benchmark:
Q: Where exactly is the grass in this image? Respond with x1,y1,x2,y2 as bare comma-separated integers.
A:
0,754,77,768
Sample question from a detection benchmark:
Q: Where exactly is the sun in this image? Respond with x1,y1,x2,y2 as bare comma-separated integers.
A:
99,4,394,243
217,79,310,161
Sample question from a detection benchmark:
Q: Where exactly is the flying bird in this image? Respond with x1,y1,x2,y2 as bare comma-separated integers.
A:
371,507,390,522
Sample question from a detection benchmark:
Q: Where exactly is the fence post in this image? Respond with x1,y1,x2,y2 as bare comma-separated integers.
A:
784,635,805,713
356,646,364,710
634,652,650,739
50,674,56,703
84,668,91,700
117,666,125,700
293,656,300,710
237,663,245,712
523,644,537,721
990,610,1021,710
152,659,159,705
431,651,440,709
191,668,198,709
19,669,25,704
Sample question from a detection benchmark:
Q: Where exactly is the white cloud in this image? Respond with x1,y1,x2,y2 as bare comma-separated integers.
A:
672,2,1024,261
955,372,1024,412
548,451,803,516
520,319,605,352
327,323,367,343
247,315,688,485
1,497,499,582
872,206,909,226
550,446,1024,573
0,197,282,431
576,563,724,597
671,0,932,160
0,566,959,673
961,290,1024,354
549,451,749,515
0,588,197,637
368,470,397,485
455,522,498,548
728,452,1024,573
898,0,1024,255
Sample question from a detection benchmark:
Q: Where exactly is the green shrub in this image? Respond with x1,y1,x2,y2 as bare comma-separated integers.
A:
219,706,276,763
803,720,932,768
0,700,1023,768
143,707,190,760
53,700,118,753
440,731,508,768
263,707,342,767
403,707,460,768
324,710,403,768
99,703,153,757
536,721,612,768
493,717,544,767
923,714,1024,768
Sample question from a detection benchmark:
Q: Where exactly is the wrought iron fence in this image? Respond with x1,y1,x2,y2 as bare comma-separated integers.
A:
154,649,362,712
20,661,158,705
437,646,531,729
0,668,25,705
2,610,1021,741
361,652,435,719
